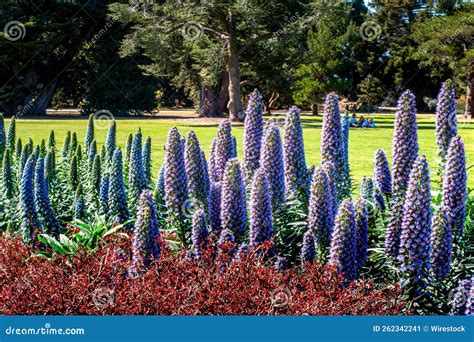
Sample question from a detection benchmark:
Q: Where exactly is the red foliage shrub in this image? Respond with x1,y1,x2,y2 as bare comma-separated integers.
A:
0,234,405,315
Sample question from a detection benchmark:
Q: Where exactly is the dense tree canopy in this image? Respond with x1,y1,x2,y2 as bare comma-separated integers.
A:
0,0,472,117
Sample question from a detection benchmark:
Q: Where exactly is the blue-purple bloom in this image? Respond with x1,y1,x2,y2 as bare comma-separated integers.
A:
436,79,457,163
308,167,335,254
259,121,285,211
99,171,110,217
34,158,61,236
430,207,452,278
398,155,431,287
84,114,94,153
214,121,234,183
208,181,222,233
191,208,209,260
386,90,419,258
301,230,316,264
450,278,472,315
242,89,264,181
142,136,152,186
220,158,247,239
128,129,147,209
185,131,208,209
329,198,357,280
20,157,43,244
105,121,116,162
249,169,273,248
108,149,130,225
130,190,161,273
373,149,392,196
164,128,188,217
283,106,309,201
442,136,467,236
354,198,368,274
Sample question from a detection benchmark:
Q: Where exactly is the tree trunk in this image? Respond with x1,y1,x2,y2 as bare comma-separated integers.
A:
311,103,318,116
227,37,243,121
21,80,58,117
465,60,474,119
217,71,229,114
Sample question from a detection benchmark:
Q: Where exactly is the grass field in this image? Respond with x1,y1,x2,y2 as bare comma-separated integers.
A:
8,113,474,188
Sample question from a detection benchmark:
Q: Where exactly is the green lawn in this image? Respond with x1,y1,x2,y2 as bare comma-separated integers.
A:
8,113,474,188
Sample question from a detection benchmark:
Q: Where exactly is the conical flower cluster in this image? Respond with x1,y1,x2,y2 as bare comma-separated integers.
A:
249,169,273,248
354,198,368,274
105,121,116,162
360,177,374,203
34,158,61,236
6,116,16,151
164,128,188,218
340,113,351,198
208,182,222,233
191,208,209,260
214,121,234,183
450,278,472,315
130,190,161,273
329,198,357,280
143,136,152,186
398,155,431,285
301,230,316,264
308,167,334,255
129,129,147,209
0,114,5,160
99,172,110,217
20,157,43,244
442,136,467,236
373,149,392,196
220,158,247,239
436,79,457,163
242,89,264,181
386,90,419,257
108,149,129,225
74,183,85,219
259,121,285,211
321,93,344,199
184,131,208,209
2,148,14,198
430,207,452,278
84,114,94,153
283,106,309,201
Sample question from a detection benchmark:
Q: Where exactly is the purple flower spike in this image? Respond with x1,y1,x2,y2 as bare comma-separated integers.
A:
259,121,285,211
130,190,161,274
374,149,392,196
164,127,188,217
283,106,309,201
321,93,345,199
185,131,208,209
436,79,457,163
450,278,472,315
430,207,452,278
243,89,264,181
308,167,335,254
214,121,234,183
301,230,316,264
249,168,274,248
191,208,209,260
442,136,467,236
208,181,222,233
386,90,419,258
398,155,431,286
220,158,247,238
329,198,357,280
354,198,368,274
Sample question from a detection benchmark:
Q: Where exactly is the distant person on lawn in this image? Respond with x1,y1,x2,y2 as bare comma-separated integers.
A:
349,113,358,127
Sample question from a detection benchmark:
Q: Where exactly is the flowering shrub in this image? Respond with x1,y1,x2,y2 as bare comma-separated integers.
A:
0,235,404,315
